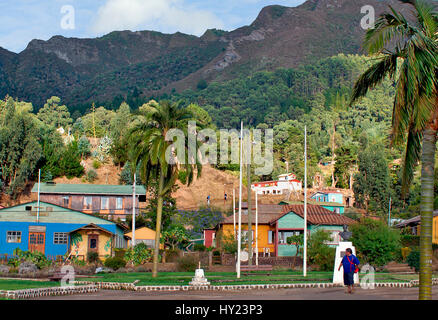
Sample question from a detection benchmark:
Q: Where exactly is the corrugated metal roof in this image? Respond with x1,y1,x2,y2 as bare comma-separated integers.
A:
395,211,438,228
224,203,285,224
283,200,344,207
0,201,115,225
31,183,146,195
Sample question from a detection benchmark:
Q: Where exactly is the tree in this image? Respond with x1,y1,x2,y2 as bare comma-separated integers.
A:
110,102,132,166
350,218,401,267
334,143,358,189
350,0,437,299
307,230,336,271
143,180,178,232
37,96,72,129
127,100,202,277
353,144,390,215
0,98,43,197
287,233,304,267
161,225,190,250
59,141,84,179
78,136,91,159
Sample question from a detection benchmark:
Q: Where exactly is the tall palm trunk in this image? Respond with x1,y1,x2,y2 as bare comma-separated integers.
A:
152,171,165,278
419,126,437,300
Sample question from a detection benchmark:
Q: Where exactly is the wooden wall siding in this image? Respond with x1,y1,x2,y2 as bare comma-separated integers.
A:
92,197,100,213
40,195,62,207
71,196,84,211
109,197,116,213
38,193,138,217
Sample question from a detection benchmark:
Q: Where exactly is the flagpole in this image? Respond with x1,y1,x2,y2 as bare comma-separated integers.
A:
233,188,236,239
237,121,243,279
303,125,307,277
255,191,259,266
132,173,136,247
37,169,41,223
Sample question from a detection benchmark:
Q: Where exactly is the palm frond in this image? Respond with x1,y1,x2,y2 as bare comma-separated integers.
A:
350,54,399,106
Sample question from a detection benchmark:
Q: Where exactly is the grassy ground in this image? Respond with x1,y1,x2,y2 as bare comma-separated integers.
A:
0,271,436,290
0,279,61,291
80,271,437,286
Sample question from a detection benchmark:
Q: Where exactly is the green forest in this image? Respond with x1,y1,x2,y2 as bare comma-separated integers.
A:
0,54,434,220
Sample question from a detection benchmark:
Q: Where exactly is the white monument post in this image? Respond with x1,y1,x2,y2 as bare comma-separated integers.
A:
189,262,210,286
333,241,359,285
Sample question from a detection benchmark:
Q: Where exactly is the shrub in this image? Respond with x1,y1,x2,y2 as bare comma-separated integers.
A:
407,249,420,272
12,248,52,269
401,247,412,261
350,218,401,267
104,257,126,270
307,230,336,271
92,159,101,169
194,243,206,252
176,255,197,272
213,250,220,256
87,252,100,264
400,235,420,247
124,243,153,265
165,248,181,262
178,170,188,184
86,169,98,182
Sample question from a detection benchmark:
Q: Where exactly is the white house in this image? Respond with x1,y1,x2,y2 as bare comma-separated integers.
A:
251,173,302,195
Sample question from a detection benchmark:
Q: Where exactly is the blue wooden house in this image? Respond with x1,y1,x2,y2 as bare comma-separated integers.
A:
0,201,128,260
273,204,355,256
309,190,345,214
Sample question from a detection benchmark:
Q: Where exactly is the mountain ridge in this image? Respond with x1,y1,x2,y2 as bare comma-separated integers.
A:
0,0,410,111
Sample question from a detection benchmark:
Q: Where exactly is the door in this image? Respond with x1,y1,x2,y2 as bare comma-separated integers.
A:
29,232,45,254
88,234,99,254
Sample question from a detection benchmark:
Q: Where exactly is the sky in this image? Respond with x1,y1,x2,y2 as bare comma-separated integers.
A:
0,0,306,53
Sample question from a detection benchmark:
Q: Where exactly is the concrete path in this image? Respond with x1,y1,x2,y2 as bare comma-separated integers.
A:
34,286,437,300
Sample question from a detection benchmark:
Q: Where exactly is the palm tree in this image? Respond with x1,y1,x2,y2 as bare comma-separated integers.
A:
350,0,437,299
128,100,202,278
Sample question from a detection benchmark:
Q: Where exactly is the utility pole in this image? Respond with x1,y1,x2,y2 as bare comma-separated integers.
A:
303,125,308,277
246,129,253,266
237,121,243,279
255,190,259,266
388,196,392,226
92,102,96,139
132,173,136,247
37,169,41,224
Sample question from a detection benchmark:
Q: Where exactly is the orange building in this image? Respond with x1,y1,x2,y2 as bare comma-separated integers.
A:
206,202,355,257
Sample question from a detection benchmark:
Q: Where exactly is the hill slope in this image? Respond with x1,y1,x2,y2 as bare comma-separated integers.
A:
0,0,410,111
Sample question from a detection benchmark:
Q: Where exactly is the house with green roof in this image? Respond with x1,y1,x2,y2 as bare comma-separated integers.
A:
31,183,146,221
0,201,128,260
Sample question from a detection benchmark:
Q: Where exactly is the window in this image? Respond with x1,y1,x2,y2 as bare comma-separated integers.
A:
268,231,274,244
136,239,155,247
242,230,254,243
62,196,70,207
84,197,92,209
54,232,68,244
116,197,123,210
7,231,22,243
278,230,303,244
101,197,109,209
89,238,97,249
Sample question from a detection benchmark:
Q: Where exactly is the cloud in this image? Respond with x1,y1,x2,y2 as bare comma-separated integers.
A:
91,0,225,36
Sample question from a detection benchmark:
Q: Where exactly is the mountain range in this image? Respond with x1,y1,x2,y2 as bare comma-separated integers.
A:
0,0,410,111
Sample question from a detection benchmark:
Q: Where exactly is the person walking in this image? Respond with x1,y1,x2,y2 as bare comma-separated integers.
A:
338,248,360,294
207,195,211,206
